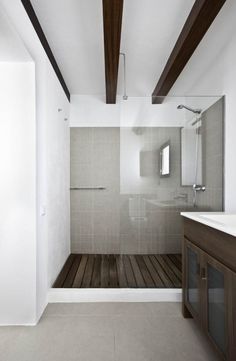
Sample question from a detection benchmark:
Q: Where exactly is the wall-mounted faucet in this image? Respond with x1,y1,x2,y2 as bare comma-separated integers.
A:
193,184,206,192
193,184,206,208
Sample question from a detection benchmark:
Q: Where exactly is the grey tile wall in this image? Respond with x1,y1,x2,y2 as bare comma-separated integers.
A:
71,128,120,254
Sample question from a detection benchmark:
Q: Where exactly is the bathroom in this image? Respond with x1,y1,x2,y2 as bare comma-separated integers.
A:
1,1,236,360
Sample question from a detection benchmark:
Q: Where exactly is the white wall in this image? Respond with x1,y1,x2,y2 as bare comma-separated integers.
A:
70,94,220,128
70,95,187,127
0,1,70,324
70,95,190,127
70,95,120,127
44,65,70,287
0,63,36,325
36,60,70,318
170,0,236,211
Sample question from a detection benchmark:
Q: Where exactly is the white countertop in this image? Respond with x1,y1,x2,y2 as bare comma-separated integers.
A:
181,212,236,237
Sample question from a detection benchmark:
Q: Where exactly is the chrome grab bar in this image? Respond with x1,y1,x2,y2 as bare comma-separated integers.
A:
70,187,106,190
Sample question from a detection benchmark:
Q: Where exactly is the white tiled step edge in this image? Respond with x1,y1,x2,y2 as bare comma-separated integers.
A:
48,288,182,303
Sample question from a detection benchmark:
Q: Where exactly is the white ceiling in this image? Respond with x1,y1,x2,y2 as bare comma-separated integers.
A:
0,8,31,61
30,0,195,96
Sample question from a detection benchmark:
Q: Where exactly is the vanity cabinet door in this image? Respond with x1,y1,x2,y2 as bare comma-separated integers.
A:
201,253,236,361
183,238,201,321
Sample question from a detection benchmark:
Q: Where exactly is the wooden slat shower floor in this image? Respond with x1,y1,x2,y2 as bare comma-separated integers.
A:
53,254,182,288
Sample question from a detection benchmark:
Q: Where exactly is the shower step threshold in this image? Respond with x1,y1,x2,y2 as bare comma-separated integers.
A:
48,288,182,303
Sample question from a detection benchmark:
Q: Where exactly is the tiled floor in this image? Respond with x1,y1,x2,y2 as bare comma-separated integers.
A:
0,303,219,361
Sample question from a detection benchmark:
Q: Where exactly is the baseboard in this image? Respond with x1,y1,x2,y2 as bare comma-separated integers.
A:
48,288,182,303
0,322,37,326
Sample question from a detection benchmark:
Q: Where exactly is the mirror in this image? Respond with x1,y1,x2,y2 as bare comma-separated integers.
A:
160,142,170,177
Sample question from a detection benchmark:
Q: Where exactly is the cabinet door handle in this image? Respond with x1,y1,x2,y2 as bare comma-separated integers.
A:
201,267,207,280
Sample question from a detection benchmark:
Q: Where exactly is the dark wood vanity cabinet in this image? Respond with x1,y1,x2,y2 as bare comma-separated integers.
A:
182,218,236,361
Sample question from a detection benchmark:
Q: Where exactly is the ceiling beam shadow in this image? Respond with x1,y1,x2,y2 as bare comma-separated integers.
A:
102,0,124,104
152,0,226,104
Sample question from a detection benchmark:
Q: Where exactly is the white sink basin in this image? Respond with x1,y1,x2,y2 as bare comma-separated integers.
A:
200,214,236,227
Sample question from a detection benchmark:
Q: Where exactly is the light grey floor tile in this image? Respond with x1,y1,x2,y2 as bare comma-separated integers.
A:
145,302,182,317
0,316,114,361
113,315,218,361
0,303,220,361
43,302,153,317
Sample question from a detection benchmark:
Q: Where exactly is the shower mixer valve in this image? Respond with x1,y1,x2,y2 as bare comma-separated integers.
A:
193,184,206,192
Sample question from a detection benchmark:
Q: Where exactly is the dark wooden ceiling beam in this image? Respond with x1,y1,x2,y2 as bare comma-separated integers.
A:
152,0,226,104
102,0,124,104
21,0,70,102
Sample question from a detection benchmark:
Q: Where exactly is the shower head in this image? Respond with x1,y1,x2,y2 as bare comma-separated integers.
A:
177,104,202,114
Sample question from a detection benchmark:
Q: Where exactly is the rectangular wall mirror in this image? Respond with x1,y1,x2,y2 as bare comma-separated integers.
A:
160,141,170,177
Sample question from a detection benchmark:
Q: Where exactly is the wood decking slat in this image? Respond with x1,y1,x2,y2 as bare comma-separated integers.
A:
91,255,101,287
101,255,109,287
116,255,128,288
63,255,82,288
149,255,173,288
129,255,145,288
155,255,181,288
82,255,95,287
54,253,182,289
135,255,155,288
143,255,164,287
169,254,182,271
163,255,182,281
109,255,118,287
123,256,137,287
53,254,75,288
72,255,88,288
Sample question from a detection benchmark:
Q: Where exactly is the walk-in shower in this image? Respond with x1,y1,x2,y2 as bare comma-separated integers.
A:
54,96,224,289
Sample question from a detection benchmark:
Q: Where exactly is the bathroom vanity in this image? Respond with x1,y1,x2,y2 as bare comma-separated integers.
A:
181,213,236,361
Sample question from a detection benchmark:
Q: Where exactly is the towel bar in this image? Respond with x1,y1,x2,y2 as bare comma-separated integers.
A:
70,187,106,190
